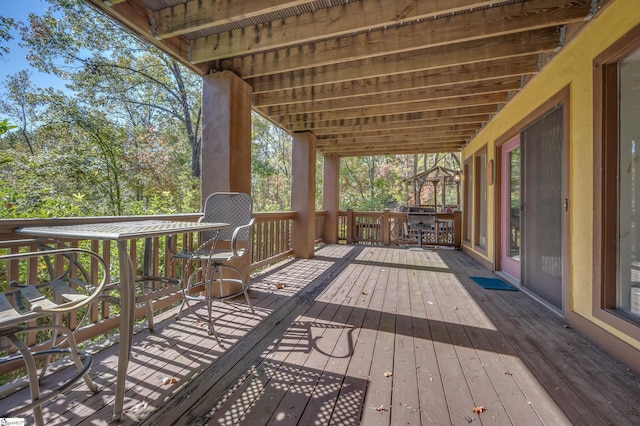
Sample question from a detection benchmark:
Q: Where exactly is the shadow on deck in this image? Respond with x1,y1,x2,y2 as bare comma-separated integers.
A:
6,245,640,425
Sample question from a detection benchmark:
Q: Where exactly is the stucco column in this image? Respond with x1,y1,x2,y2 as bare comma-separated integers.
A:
201,70,252,286
201,70,252,207
291,132,316,258
322,155,340,244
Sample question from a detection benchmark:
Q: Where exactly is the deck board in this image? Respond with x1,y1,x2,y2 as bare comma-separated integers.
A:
5,244,640,425
408,252,450,425
361,248,396,426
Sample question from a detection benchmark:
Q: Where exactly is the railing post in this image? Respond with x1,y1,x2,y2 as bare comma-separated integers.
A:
346,209,354,244
454,211,462,248
382,209,391,246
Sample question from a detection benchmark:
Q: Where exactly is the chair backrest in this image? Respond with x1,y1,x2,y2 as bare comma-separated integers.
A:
202,192,253,242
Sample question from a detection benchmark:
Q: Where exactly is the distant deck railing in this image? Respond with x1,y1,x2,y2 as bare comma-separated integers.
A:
338,209,462,248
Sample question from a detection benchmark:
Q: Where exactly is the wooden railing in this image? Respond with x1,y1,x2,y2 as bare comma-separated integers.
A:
315,210,327,244
338,209,462,248
251,211,296,270
0,212,298,374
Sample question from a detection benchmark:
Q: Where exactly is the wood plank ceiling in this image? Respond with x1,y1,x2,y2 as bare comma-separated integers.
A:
85,0,599,157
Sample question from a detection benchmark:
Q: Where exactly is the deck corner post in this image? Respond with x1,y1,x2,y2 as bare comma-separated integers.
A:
382,209,391,246
346,209,354,244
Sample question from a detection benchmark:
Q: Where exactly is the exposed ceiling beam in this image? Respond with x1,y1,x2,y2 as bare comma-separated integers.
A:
153,0,311,39
318,143,466,157
284,110,494,132
266,77,520,116
246,28,559,92
283,106,498,132
84,0,601,158
318,124,481,140
192,0,589,64
254,56,538,107
157,0,499,41
275,93,507,125
307,115,492,135
317,133,472,146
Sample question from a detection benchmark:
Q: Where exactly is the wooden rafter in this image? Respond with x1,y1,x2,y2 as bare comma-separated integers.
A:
254,56,539,107
191,0,589,65
84,0,599,157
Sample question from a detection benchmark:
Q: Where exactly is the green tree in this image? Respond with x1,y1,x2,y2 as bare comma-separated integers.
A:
1,71,39,154
340,155,406,211
251,113,292,211
0,16,14,57
19,0,202,178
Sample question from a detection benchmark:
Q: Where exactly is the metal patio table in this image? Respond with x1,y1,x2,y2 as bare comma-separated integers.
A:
16,219,228,421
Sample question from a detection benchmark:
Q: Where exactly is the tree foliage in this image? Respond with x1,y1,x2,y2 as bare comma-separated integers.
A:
251,113,292,211
1,0,200,218
0,16,14,57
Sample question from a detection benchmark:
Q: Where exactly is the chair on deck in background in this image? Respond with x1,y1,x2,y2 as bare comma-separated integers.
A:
0,242,108,426
173,192,255,344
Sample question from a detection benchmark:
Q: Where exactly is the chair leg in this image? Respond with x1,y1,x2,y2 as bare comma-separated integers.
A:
205,271,222,345
243,288,254,314
8,336,45,426
26,324,99,393
176,297,187,320
205,297,222,344
38,311,62,384
50,324,99,393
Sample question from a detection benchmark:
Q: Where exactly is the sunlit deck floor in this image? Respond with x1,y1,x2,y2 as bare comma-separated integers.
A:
6,244,640,425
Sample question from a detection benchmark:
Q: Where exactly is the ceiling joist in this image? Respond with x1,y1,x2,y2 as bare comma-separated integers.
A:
86,0,598,157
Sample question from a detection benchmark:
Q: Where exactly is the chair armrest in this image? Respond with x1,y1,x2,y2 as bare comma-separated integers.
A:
0,247,109,313
230,218,254,258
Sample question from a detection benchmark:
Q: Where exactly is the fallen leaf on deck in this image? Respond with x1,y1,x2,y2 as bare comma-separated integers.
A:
361,291,368,295
162,377,178,385
504,371,513,375
276,283,285,289
384,371,393,377
472,406,486,414
376,405,388,412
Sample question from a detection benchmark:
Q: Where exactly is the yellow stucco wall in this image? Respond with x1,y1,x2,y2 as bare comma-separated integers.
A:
461,0,640,349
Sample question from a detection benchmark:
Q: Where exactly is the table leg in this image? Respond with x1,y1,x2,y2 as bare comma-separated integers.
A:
113,240,135,421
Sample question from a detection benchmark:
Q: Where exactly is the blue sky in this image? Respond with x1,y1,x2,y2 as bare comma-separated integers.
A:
1,0,68,94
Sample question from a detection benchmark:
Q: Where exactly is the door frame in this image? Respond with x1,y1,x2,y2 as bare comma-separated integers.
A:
494,86,570,314
500,135,521,280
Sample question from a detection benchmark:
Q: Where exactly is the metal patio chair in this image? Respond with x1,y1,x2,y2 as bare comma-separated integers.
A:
0,242,109,426
173,192,255,344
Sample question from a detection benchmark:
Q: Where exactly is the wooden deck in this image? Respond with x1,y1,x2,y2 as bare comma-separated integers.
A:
5,245,640,425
